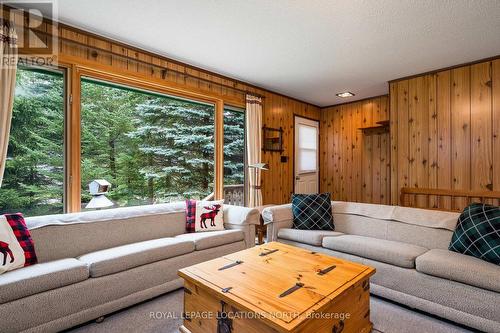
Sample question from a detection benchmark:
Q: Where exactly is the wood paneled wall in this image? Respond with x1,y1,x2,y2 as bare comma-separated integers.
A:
6,8,499,209
390,59,500,209
262,96,321,204
2,8,320,206
320,96,390,204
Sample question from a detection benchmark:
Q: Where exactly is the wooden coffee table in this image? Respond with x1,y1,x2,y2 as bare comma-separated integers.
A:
178,242,375,333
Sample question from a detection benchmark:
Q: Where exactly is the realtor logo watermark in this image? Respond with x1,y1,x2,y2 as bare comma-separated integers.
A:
1,0,58,68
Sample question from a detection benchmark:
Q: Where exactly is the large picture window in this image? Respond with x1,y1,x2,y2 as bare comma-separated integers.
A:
0,67,65,216
80,78,216,208
0,67,245,215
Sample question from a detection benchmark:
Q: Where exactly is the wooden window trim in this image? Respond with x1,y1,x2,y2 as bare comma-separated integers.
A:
63,63,225,212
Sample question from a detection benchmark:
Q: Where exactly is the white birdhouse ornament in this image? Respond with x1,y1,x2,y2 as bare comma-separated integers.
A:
89,179,111,195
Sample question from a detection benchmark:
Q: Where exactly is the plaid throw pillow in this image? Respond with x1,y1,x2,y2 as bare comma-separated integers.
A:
291,193,334,230
185,199,197,233
449,203,500,265
0,213,37,275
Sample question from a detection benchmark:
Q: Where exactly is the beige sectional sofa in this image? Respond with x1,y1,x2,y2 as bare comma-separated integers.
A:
0,202,259,333
263,201,500,333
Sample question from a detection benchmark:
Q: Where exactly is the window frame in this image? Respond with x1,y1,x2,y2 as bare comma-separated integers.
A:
296,123,319,174
66,66,225,212
79,75,218,207
11,62,232,213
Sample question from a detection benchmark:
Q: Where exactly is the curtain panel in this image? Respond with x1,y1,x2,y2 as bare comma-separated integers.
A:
0,21,17,187
245,94,263,207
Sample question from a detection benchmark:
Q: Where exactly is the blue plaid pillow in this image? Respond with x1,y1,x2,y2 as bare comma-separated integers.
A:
291,193,334,230
449,203,500,265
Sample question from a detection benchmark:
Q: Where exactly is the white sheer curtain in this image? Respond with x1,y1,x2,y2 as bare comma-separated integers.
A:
245,94,263,207
0,21,18,186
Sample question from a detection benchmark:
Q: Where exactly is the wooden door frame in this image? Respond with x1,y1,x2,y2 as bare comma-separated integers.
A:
293,115,320,194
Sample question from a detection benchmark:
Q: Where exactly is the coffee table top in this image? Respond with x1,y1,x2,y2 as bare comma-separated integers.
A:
178,241,375,332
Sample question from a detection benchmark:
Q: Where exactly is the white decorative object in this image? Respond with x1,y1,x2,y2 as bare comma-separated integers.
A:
86,179,114,209
88,179,111,195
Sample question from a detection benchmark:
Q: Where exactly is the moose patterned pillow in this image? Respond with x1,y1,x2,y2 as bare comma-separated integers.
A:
185,199,225,233
0,213,37,275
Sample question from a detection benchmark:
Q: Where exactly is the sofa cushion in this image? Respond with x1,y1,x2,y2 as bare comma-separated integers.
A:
78,238,194,277
0,258,89,304
322,235,428,268
449,203,500,265
277,228,343,246
175,229,244,250
416,249,500,293
291,193,334,230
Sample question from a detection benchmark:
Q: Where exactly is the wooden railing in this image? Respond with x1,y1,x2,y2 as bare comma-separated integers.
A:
223,184,245,206
203,184,245,206
400,187,500,212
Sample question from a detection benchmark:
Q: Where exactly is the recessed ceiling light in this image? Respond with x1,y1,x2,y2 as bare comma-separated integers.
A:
336,92,355,98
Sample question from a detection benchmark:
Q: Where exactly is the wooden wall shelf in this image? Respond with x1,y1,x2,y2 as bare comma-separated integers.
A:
358,119,390,132
262,126,284,152
358,119,390,130
375,120,390,126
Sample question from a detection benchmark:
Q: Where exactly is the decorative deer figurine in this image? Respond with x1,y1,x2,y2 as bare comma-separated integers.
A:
200,204,222,229
0,241,14,266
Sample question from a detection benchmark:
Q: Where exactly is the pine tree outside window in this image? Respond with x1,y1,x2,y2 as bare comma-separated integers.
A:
80,78,219,208
0,67,65,217
0,68,246,215
223,106,246,206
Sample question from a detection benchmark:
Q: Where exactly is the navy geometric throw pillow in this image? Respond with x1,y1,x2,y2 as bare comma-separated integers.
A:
449,203,500,265
291,193,334,231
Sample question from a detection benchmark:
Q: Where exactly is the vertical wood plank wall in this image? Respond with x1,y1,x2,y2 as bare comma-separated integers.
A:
390,59,500,209
1,9,320,206
4,9,499,209
320,96,391,204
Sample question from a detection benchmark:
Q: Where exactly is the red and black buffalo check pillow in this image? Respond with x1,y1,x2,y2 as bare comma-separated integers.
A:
0,213,37,274
185,199,197,233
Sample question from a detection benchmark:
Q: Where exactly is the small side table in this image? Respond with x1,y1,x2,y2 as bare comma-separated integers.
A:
254,204,274,245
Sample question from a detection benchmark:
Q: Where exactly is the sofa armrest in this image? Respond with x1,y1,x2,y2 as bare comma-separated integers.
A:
262,204,293,242
223,205,260,226
262,204,292,225
224,223,256,248
223,205,259,248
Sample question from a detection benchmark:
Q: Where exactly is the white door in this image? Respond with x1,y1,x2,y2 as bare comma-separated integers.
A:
294,117,319,194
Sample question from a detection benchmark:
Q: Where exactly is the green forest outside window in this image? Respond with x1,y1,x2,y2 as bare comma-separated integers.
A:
0,67,246,217
80,78,245,209
222,106,246,205
80,78,217,208
0,67,65,216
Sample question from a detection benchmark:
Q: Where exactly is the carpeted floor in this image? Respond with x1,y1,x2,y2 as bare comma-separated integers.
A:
67,289,473,333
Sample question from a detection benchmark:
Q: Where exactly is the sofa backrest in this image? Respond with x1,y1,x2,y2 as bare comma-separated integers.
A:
332,201,459,249
26,202,187,263
264,201,460,249
332,213,452,249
